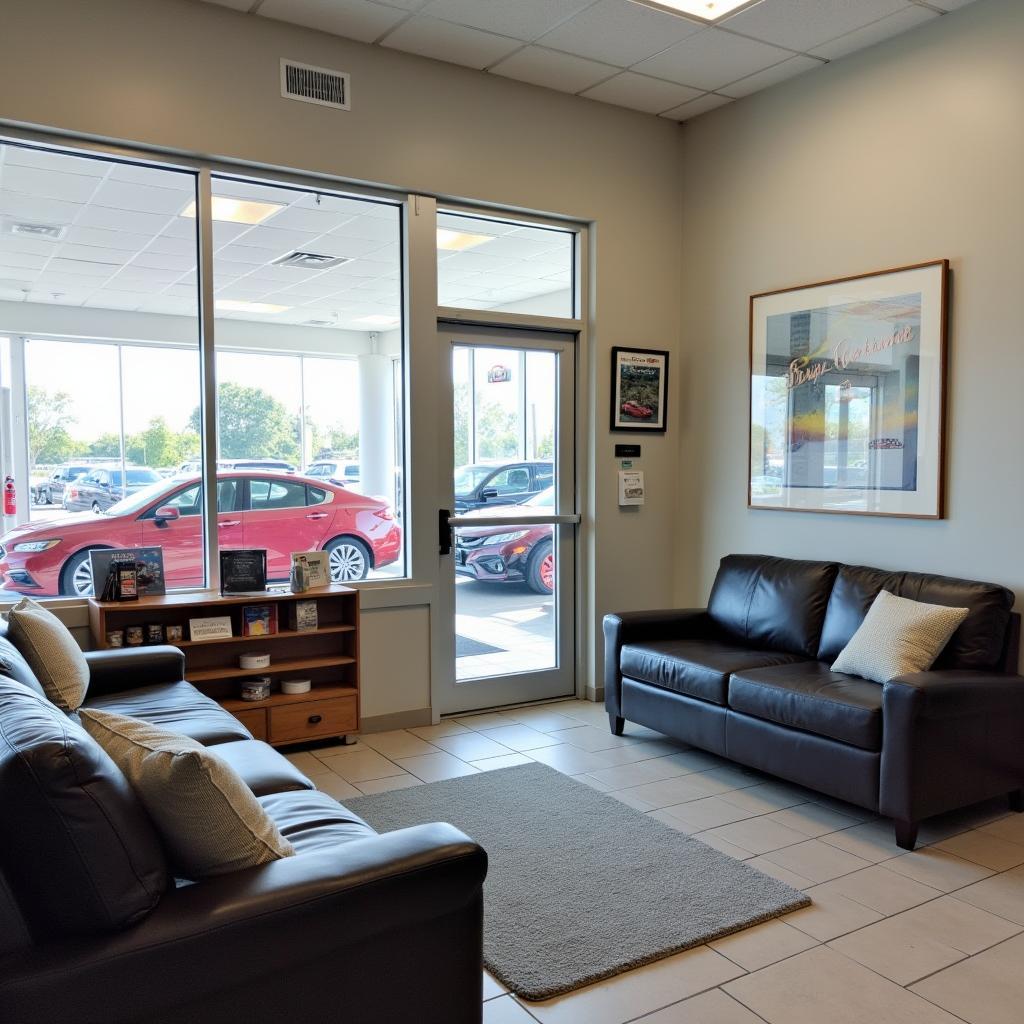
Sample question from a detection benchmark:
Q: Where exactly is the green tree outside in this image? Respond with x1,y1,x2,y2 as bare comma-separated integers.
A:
190,382,301,463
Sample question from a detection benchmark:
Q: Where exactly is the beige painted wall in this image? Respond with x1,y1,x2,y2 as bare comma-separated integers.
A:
1,0,685,707
675,0,1023,649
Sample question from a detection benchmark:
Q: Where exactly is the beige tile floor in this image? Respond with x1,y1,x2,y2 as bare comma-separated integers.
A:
288,699,1024,1024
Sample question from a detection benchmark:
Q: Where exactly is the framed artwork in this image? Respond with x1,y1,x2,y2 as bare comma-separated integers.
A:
749,260,949,518
610,347,669,432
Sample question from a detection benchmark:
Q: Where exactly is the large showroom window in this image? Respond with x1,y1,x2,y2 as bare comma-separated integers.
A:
0,141,406,599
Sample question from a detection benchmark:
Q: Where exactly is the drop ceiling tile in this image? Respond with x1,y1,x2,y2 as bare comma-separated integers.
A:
65,226,155,252
2,146,107,177
330,214,398,242
0,235,58,257
720,54,822,98
1,166,100,204
437,213,521,235
146,234,197,257
635,28,793,91
48,257,120,278
83,292,145,310
258,0,407,43
131,251,196,272
491,46,616,94
0,194,84,226
230,225,320,253
472,233,570,259
0,252,47,271
55,243,132,265
212,179,298,205
723,0,907,53
811,6,938,60
582,71,702,113
77,205,173,235
0,268,38,283
380,15,521,69
215,244,268,267
660,92,733,121
264,205,355,234
108,163,195,190
91,180,188,215
418,0,595,40
538,0,703,68
110,267,182,285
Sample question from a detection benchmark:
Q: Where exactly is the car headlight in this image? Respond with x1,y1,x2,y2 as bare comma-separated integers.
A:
12,539,62,552
486,531,529,544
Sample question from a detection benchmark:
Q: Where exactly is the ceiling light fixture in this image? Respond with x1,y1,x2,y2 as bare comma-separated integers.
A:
215,299,291,314
354,314,401,327
180,196,285,224
626,0,765,24
436,228,495,252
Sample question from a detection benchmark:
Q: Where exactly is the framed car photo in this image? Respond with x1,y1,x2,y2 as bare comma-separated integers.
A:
610,347,669,432
749,260,949,518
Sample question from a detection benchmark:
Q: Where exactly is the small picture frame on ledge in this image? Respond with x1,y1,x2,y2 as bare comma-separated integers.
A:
220,549,268,595
610,347,669,433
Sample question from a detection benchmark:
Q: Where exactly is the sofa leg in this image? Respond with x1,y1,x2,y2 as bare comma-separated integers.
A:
894,819,919,851
1009,790,1023,813
609,714,624,736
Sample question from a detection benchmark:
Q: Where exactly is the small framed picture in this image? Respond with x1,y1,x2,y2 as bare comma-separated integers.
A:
610,347,669,432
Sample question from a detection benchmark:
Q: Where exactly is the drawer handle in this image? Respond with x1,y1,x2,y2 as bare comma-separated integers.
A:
308,714,323,724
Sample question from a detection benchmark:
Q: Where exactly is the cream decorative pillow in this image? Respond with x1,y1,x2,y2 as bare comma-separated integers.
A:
79,709,294,878
6,596,90,711
832,590,969,684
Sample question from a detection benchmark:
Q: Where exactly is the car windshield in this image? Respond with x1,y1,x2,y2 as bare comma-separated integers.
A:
454,465,494,492
107,469,162,486
105,478,175,516
524,486,554,508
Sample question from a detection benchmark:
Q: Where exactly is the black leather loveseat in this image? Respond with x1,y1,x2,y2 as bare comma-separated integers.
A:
605,554,1023,850
0,630,487,1024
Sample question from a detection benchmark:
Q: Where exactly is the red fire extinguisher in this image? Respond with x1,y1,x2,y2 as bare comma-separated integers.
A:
3,476,15,517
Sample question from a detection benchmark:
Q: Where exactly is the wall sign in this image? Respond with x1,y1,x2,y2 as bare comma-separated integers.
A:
487,365,512,383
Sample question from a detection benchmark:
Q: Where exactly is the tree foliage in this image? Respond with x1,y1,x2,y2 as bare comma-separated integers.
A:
27,386,78,466
190,382,301,463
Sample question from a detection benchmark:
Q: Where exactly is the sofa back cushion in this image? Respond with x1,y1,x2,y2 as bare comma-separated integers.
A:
707,554,839,657
0,631,47,699
818,564,1014,670
0,681,167,941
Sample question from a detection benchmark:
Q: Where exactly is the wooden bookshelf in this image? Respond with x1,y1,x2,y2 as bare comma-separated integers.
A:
88,585,360,747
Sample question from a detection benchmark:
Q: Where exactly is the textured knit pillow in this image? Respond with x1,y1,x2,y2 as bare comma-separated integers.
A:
831,590,969,684
6,597,90,711
79,709,294,879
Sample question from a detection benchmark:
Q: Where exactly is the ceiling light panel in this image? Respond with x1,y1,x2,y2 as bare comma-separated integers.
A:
215,299,291,314
436,228,495,252
627,0,764,24
180,196,285,224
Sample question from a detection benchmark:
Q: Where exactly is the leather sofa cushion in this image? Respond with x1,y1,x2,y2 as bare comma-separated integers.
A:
707,554,839,657
259,790,377,855
621,638,807,706
817,564,1014,670
0,681,167,940
212,740,316,797
0,634,47,699
728,662,884,751
84,680,251,745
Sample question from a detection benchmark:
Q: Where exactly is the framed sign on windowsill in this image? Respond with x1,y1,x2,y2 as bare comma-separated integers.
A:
748,260,949,519
610,347,669,432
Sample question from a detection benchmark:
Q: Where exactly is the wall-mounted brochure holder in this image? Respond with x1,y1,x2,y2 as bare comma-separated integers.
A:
618,470,645,507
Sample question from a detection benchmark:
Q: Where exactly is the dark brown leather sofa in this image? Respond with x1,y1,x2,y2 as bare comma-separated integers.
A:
605,554,1023,850
0,629,487,1024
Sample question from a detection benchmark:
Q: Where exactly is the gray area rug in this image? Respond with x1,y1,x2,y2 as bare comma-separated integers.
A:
347,762,810,1000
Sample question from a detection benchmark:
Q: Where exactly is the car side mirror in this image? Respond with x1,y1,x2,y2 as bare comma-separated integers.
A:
480,487,499,500
154,505,181,522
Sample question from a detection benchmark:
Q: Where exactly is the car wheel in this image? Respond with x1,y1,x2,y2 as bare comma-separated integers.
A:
326,536,371,582
44,487,53,504
91,501,101,513
60,549,101,597
526,540,554,595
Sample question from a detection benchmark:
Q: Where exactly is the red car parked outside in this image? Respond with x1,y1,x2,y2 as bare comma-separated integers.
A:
454,487,554,594
0,472,401,597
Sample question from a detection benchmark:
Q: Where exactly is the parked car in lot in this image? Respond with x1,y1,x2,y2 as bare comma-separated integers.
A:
37,464,93,505
454,460,552,511
0,472,401,597
176,459,296,475
455,486,554,594
306,459,360,489
64,467,163,512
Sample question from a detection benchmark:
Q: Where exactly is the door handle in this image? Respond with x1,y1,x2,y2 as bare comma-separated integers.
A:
218,520,241,527
305,512,328,520
438,508,453,556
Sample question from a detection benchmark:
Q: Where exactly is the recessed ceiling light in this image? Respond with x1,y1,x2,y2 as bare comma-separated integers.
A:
180,196,285,224
354,314,401,327
436,228,495,252
626,0,764,24
215,299,291,314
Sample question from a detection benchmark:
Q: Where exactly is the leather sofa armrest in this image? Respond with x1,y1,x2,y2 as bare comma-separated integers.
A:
0,823,486,1023
603,608,709,717
880,670,1024,824
83,645,186,697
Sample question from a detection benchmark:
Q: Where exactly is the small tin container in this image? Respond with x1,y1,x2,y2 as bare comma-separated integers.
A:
146,623,165,645
281,677,311,695
125,625,144,647
239,653,271,670
165,624,184,643
240,676,272,702
106,630,125,649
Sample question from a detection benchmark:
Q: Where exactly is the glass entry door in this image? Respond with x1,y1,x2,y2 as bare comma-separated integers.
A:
436,324,577,715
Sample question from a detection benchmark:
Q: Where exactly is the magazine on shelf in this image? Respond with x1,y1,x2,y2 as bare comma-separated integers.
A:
290,551,330,590
91,547,166,600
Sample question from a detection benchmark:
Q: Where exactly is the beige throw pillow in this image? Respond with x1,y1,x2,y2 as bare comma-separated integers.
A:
6,596,90,711
831,590,970,684
80,709,294,878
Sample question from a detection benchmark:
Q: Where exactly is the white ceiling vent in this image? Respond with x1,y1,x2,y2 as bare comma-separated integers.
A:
2,219,67,241
280,58,350,111
272,251,351,270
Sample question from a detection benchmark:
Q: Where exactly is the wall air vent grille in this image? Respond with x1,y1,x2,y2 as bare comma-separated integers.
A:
281,59,350,111
273,251,351,270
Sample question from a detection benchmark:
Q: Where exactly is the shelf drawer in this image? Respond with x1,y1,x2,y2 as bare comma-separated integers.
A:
269,695,357,744
232,708,267,741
